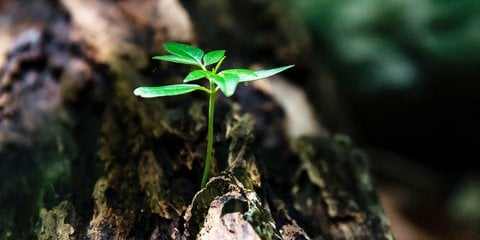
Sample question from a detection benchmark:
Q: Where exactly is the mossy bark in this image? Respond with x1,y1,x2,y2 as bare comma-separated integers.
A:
0,0,393,239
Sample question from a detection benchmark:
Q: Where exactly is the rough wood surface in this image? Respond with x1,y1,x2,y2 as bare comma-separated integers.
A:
0,0,394,239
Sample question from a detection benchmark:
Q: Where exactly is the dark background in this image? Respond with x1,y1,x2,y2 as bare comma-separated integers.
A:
291,0,480,239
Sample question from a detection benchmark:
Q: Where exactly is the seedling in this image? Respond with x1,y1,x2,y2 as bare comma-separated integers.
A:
134,42,293,188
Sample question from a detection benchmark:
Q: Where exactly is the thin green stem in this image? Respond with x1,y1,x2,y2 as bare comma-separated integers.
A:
213,56,226,73
201,79,216,188
198,86,211,94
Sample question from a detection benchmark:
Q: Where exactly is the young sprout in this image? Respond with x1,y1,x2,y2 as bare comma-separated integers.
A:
134,42,293,188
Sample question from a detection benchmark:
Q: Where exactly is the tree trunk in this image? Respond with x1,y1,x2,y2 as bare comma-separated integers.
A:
0,0,393,239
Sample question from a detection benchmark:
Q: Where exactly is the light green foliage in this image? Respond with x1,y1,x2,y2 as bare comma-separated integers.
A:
136,43,293,98
292,0,480,93
203,50,226,66
134,42,293,187
134,84,208,97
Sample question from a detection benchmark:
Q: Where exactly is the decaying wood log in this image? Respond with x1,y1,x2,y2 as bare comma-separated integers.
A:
0,0,394,239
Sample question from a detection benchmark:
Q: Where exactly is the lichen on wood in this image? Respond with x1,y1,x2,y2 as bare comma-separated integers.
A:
36,201,74,240
289,135,394,240
183,113,282,240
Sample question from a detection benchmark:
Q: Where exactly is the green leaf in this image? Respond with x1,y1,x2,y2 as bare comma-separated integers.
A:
209,73,239,97
216,70,256,97
203,50,225,66
133,84,204,98
153,55,198,66
219,69,256,77
222,73,240,97
163,42,204,65
184,70,211,82
238,65,294,82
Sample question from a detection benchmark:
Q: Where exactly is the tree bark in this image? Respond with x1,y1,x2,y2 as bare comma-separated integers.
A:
0,0,393,239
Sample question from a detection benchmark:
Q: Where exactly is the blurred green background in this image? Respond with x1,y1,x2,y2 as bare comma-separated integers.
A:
291,0,480,238
292,0,480,173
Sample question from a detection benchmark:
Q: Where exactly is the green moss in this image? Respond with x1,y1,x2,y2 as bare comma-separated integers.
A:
36,201,74,240
243,192,282,240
